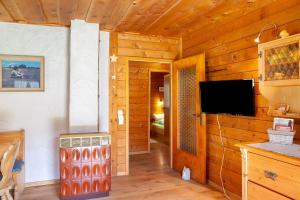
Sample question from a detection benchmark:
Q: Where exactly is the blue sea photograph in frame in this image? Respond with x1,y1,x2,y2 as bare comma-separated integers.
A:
0,55,44,91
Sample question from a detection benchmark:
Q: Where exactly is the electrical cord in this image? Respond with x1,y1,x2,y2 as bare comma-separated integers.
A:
217,114,231,200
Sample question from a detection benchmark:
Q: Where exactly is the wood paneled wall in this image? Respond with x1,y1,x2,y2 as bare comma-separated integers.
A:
182,0,300,196
109,33,180,175
129,62,169,154
150,72,169,116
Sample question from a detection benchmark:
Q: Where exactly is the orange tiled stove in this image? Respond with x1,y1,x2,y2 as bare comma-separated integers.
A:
59,133,111,200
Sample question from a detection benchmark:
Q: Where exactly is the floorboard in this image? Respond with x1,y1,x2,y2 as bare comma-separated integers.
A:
21,142,226,200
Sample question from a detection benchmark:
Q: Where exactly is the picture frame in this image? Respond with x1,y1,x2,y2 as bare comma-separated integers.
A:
273,117,294,131
0,55,44,92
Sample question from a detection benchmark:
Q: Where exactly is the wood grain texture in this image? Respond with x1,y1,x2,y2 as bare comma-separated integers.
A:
0,0,274,34
182,0,300,196
21,143,226,200
0,129,25,161
248,181,290,200
129,63,169,154
109,32,179,176
172,54,206,184
248,152,300,199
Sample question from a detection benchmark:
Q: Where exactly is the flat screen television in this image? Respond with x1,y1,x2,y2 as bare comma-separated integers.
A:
199,80,255,116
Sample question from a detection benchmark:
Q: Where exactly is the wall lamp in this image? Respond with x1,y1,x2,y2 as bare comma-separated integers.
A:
254,23,279,43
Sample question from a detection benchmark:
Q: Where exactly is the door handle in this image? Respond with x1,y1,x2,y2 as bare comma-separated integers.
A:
264,170,278,181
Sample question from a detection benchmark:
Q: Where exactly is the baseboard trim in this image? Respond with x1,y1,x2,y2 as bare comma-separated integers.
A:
208,180,241,200
129,151,149,155
25,179,60,188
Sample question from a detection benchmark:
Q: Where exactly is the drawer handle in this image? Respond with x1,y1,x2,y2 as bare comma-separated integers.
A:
264,170,278,181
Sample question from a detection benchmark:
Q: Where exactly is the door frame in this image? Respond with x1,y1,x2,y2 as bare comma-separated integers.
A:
148,69,170,153
125,57,173,174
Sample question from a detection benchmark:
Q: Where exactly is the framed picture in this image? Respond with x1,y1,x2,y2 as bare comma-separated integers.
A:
0,55,44,92
273,117,294,131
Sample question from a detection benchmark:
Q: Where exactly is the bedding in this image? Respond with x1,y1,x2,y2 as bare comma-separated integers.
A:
151,113,165,135
153,113,164,121
151,122,164,135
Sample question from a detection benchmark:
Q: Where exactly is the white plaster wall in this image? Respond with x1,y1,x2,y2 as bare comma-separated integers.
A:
69,20,99,132
0,22,69,183
99,31,110,132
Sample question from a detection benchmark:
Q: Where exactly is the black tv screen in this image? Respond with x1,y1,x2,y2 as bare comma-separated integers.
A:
199,80,255,116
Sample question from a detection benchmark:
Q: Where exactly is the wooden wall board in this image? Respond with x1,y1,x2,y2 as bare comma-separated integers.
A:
182,0,300,196
129,63,169,154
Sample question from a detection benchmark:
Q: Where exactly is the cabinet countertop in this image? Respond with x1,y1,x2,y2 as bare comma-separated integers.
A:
237,142,300,166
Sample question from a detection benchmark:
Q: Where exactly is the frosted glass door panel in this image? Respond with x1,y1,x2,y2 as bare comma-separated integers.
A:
178,66,197,155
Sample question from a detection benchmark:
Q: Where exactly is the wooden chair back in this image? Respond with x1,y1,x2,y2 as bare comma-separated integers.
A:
0,141,20,189
0,129,24,161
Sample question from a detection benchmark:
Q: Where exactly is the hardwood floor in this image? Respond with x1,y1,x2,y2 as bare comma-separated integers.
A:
21,142,226,200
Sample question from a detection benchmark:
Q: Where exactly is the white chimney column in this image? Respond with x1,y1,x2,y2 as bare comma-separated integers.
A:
69,19,100,132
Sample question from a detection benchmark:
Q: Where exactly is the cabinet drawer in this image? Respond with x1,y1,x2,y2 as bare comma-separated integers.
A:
248,153,300,199
248,181,290,200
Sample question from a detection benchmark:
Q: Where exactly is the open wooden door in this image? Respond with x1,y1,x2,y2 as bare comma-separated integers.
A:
172,54,206,184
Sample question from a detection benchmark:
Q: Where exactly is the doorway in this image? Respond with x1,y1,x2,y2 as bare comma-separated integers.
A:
128,60,171,173
149,72,170,146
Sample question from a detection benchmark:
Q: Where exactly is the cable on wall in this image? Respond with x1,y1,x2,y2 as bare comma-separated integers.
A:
217,114,231,200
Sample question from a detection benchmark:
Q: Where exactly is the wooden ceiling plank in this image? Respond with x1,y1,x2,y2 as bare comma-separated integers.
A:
183,0,300,51
87,0,133,30
94,0,131,30
116,0,180,33
75,0,93,20
112,0,135,31
1,0,25,22
86,0,110,24
144,0,223,36
142,0,182,34
114,0,154,31
109,0,133,31
0,1,13,22
183,6,300,58
15,0,46,23
0,0,290,38
155,0,227,36
59,0,79,25
40,0,59,24
182,0,275,39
